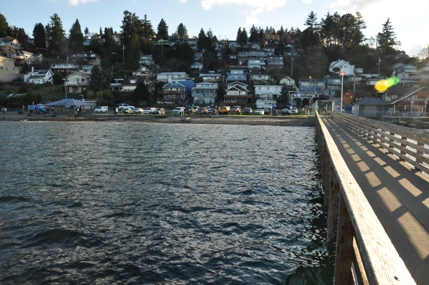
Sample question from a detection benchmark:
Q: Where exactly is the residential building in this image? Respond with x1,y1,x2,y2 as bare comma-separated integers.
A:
156,72,190,82
279,76,296,87
159,80,194,104
223,81,252,106
324,75,343,97
226,69,247,83
329,59,355,75
191,62,203,70
199,72,222,82
266,56,284,70
24,68,54,85
0,56,20,82
254,85,282,100
64,71,90,94
121,76,145,92
192,82,218,105
250,72,271,85
247,59,264,70
132,65,154,79
139,54,154,66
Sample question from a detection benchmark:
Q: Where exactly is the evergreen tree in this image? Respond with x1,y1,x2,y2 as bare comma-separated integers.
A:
68,19,84,53
121,10,141,48
142,15,155,40
133,82,151,103
46,13,68,53
236,27,248,46
156,19,168,40
0,14,11,37
177,23,187,38
197,28,207,51
33,23,47,49
249,25,259,43
126,34,141,71
89,65,104,93
301,11,321,51
89,34,103,54
377,18,397,56
84,27,89,36
339,13,366,49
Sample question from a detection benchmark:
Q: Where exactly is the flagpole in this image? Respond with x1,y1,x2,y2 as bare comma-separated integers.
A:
340,66,344,113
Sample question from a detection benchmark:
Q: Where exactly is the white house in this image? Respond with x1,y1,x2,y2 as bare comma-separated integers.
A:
24,68,54,85
191,81,218,105
254,85,282,100
329,59,355,75
156,72,190,82
191,62,203,70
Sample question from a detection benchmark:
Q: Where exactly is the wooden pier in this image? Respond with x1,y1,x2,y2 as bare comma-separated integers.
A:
316,112,429,284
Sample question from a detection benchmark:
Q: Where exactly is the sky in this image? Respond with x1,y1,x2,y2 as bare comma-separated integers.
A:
3,0,429,57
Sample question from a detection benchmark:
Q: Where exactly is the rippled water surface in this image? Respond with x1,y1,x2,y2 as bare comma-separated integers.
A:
0,121,333,284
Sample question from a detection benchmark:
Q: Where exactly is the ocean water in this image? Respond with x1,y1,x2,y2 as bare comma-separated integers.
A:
0,121,334,284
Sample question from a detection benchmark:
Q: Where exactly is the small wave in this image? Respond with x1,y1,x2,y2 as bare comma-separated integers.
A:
0,195,30,203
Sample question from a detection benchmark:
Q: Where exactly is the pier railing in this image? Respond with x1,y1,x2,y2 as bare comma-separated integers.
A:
316,112,416,285
333,112,429,174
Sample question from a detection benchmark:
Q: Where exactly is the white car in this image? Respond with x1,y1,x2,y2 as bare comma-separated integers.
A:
254,109,265,115
143,107,156,114
94,106,108,113
118,104,134,112
171,107,185,115
131,107,144,114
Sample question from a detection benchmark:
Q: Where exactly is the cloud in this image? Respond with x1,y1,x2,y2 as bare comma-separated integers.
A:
201,0,287,11
68,0,98,6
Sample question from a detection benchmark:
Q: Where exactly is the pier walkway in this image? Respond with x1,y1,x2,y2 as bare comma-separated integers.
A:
320,114,429,284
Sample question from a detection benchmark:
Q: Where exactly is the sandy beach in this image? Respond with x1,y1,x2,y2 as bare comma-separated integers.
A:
0,111,315,127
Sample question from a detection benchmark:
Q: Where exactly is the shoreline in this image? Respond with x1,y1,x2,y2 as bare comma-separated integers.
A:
0,112,316,126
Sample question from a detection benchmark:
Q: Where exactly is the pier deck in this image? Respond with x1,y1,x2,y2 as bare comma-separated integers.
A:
321,116,429,284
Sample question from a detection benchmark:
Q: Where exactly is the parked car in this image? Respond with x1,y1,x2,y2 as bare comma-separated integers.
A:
171,107,185,115
118,104,134,112
254,109,265,115
218,106,231,114
242,107,253,115
132,107,144,114
143,107,156,114
206,106,217,115
282,107,298,115
124,108,134,114
152,108,165,114
94,106,108,113
229,106,241,115
198,107,209,115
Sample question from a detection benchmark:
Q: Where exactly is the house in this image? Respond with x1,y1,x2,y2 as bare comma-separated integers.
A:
0,56,20,82
0,38,23,59
121,76,145,92
199,72,222,82
191,81,218,105
329,59,355,75
279,76,296,87
266,56,284,70
160,80,194,104
191,62,203,70
254,85,282,100
156,72,190,82
132,65,153,79
228,41,239,50
50,62,79,73
324,75,343,97
247,59,264,70
64,71,90,94
388,86,429,113
223,81,252,106
250,72,271,84
194,52,203,62
69,52,100,66
139,54,154,66
226,69,247,83
353,97,386,117
24,68,54,85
